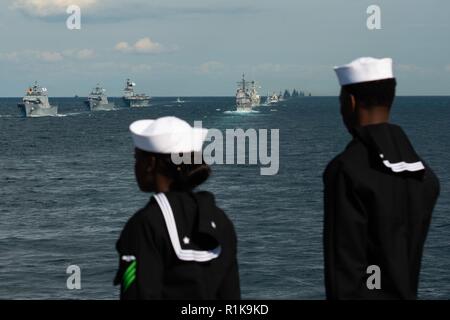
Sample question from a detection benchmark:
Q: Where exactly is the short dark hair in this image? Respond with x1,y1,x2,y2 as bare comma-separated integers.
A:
342,78,397,108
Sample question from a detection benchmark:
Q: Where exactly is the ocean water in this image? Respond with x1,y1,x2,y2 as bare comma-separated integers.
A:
0,96,448,299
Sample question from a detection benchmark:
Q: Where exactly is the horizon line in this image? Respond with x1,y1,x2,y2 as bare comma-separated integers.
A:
1,95,450,98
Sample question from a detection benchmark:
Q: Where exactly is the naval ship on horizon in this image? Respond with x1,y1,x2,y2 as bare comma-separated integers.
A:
235,74,260,111
85,84,115,111
249,80,261,107
266,92,279,105
123,79,150,108
17,81,57,117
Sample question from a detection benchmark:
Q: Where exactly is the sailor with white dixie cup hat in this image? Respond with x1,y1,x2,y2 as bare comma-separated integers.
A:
323,57,440,299
114,116,240,300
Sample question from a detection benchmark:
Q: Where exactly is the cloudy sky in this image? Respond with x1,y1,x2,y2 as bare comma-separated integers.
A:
1,0,450,96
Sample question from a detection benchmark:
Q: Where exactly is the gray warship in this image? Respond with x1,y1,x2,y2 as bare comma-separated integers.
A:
18,82,57,117
123,79,150,108
235,74,252,112
85,84,115,111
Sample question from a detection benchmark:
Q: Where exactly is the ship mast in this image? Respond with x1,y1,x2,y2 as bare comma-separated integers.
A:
237,73,251,91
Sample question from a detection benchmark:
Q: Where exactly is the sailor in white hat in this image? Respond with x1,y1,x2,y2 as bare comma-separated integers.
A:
114,116,240,300
323,57,440,299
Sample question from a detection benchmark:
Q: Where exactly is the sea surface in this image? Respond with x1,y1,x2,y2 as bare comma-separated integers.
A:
0,96,449,299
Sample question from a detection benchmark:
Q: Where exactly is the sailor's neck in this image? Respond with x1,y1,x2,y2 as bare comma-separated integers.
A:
357,105,390,127
154,174,173,193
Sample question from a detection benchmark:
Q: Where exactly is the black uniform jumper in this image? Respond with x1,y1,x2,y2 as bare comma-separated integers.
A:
114,191,240,299
323,123,439,299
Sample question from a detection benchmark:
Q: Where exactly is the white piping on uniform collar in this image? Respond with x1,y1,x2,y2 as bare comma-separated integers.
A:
153,193,221,262
380,154,425,173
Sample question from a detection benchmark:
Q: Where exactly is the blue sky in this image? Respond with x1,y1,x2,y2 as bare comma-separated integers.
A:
1,0,450,96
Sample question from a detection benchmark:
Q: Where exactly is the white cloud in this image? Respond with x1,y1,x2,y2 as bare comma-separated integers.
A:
198,61,225,74
10,0,98,17
134,38,163,54
114,42,129,52
10,0,255,20
114,37,171,54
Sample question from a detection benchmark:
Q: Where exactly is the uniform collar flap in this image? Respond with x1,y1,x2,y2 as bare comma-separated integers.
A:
354,123,425,174
191,191,221,239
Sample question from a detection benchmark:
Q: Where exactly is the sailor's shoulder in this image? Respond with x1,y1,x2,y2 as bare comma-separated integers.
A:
212,205,237,240
121,199,165,235
196,191,235,226
192,191,237,245
341,138,368,162
324,140,365,178
137,198,166,227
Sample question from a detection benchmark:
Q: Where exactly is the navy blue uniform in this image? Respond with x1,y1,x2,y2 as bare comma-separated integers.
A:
323,123,439,299
114,191,240,300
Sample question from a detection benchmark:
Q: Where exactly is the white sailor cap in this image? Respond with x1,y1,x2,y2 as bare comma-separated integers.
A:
130,116,208,154
334,57,394,86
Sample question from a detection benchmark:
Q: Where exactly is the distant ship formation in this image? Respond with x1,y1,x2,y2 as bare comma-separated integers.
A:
234,74,310,111
18,81,57,117
16,77,311,118
235,74,261,112
18,79,152,117
17,78,151,117
267,92,280,105
85,83,115,111
123,79,150,108
266,89,311,105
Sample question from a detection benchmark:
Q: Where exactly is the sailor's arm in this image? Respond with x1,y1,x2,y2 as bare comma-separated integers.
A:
114,215,164,300
323,164,369,300
217,258,241,299
217,223,241,300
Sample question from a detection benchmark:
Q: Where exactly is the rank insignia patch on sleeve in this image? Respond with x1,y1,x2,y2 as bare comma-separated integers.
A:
123,260,136,291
